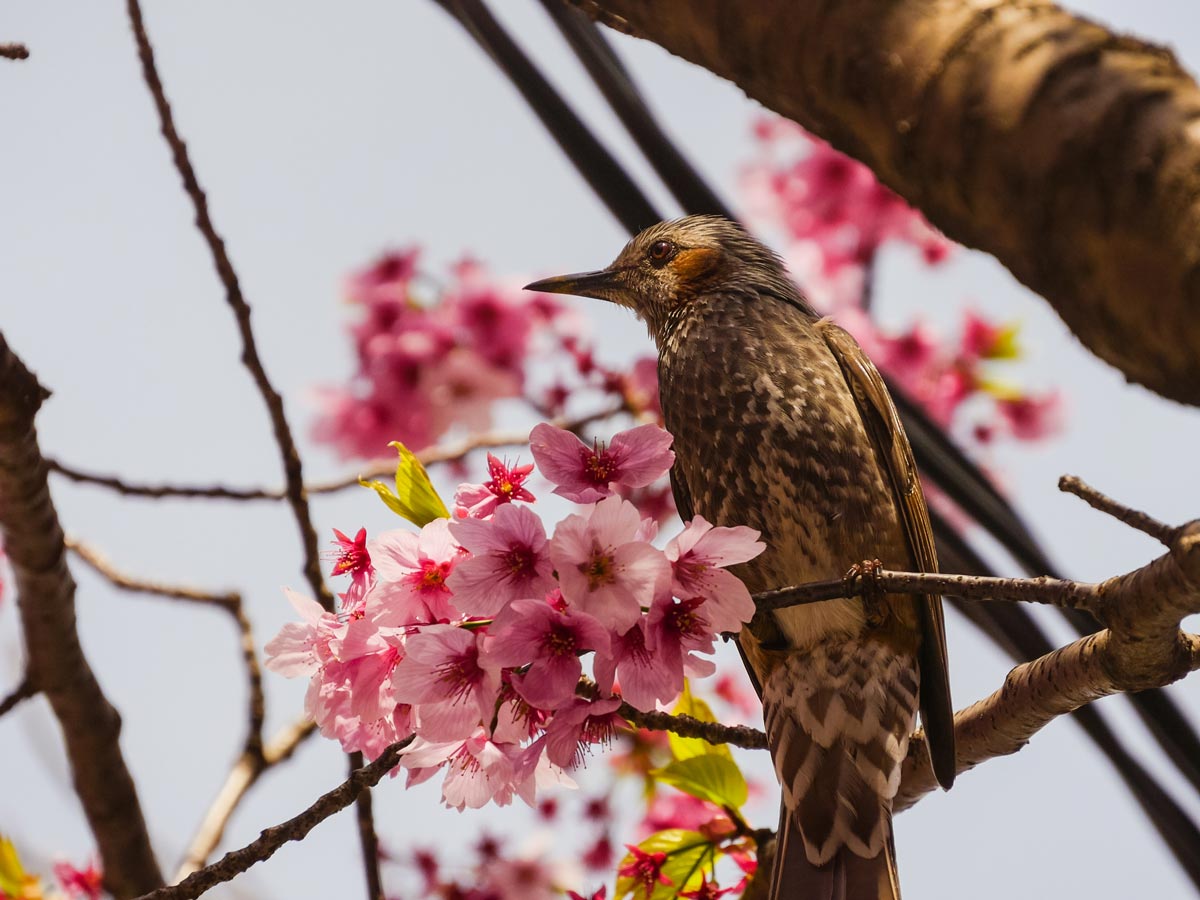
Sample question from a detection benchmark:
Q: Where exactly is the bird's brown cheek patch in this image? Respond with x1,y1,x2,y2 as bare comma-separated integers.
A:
672,247,721,288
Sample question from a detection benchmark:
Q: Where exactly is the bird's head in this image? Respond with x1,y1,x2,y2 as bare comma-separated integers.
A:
524,215,798,343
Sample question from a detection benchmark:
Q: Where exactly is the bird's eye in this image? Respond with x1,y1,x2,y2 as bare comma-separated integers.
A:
647,240,677,268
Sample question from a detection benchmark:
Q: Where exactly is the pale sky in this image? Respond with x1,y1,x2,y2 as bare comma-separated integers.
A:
3,2,1200,898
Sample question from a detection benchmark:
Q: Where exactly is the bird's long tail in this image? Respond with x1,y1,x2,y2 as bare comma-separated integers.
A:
768,805,901,900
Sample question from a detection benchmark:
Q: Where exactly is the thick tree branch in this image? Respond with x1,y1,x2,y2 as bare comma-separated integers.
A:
572,0,1200,406
125,0,332,612
140,738,411,900
0,333,163,897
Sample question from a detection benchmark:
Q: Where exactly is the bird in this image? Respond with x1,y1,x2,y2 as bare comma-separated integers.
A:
525,215,955,900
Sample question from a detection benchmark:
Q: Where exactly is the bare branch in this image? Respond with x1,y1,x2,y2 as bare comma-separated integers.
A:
176,718,316,881
620,703,768,750
47,405,624,502
142,738,411,900
66,537,265,760
1060,474,1179,546
0,332,163,897
898,519,1200,809
125,0,331,612
0,43,29,60
0,677,37,718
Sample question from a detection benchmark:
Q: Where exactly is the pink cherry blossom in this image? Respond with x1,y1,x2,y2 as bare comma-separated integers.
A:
550,496,671,631
569,886,608,900
391,625,501,741
484,597,611,709
530,423,675,503
447,504,555,616
665,516,764,633
453,453,536,519
368,519,462,625
593,617,681,710
544,696,625,768
327,616,407,724
264,588,342,678
400,727,542,811
618,845,672,898
54,860,103,900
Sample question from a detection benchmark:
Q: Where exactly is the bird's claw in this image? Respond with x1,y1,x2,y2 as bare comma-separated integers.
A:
844,559,887,627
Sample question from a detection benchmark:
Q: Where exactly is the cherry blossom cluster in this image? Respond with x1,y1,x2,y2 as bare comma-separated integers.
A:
265,422,764,813
311,248,664,461
312,249,566,458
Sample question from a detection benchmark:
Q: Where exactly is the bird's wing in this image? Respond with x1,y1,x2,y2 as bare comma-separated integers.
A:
817,318,956,790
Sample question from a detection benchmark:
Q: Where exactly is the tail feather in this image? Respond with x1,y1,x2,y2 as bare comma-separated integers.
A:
767,804,900,900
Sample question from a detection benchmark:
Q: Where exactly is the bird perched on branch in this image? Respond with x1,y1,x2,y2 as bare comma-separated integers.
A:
526,215,955,900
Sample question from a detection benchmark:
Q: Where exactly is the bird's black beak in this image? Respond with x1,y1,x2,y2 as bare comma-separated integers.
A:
523,267,626,302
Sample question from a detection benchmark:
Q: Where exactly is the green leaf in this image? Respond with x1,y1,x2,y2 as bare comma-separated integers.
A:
668,681,732,761
652,755,749,810
359,441,449,526
615,829,714,900
0,836,30,897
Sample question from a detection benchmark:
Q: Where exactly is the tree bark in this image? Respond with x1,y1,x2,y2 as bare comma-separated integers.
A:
0,333,163,898
571,0,1200,406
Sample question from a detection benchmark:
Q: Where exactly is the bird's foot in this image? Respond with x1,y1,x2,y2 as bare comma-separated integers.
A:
844,559,887,627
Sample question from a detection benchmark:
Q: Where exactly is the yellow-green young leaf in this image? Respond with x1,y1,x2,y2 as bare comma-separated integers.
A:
985,322,1022,360
668,681,732,761
615,829,714,900
652,754,749,810
0,836,30,897
975,377,1023,401
359,441,449,526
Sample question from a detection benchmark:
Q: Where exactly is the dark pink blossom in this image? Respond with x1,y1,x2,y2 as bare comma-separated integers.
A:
569,886,608,900
391,625,501,741
447,504,555,616
544,696,625,768
647,595,717,681
680,875,735,899
54,860,103,900
550,496,671,632
530,423,675,503
484,597,611,709
618,845,672,899
453,453,536,519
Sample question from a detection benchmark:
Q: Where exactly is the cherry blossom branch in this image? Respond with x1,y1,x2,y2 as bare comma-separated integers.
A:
140,738,412,900
0,677,37,719
619,703,767,750
125,0,331,613
46,405,624,502
175,717,317,881
0,332,163,897
66,537,265,759
0,43,29,60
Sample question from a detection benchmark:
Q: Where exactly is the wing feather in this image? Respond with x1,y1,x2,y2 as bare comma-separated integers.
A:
818,319,956,790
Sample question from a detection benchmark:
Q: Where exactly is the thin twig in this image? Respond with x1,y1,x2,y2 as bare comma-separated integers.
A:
125,0,331,613
751,570,1099,618
349,751,384,900
0,677,36,718
67,538,240,609
47,404,624,502
140,738,412,900
1060,474,1179,546
67,536,266,760
176,718,317,881
620,703,768,750
0,43,29,60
